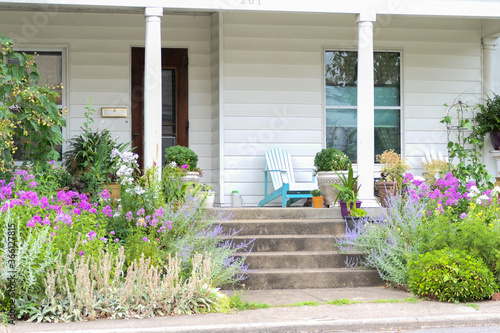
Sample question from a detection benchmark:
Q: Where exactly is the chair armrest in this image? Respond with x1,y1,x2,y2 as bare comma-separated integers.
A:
293,169,317,184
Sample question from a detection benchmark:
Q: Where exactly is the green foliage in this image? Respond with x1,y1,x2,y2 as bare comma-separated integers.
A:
407,249,498,303
418,203,500,284
333,162,360,205
310,189,321,197
161,164,198,205
63,100,128,193
441,99,493,190
314,148,349,172
349,207,367,218
376,149,410,183
227,292,271,311
164,145,199,171
326,299,362,305
0,34,66,173
475,93,500,136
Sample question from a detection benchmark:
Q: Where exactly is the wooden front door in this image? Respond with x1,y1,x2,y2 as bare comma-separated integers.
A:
131,48,189,169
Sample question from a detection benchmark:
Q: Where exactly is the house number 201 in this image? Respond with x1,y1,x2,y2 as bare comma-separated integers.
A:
241,0,261,5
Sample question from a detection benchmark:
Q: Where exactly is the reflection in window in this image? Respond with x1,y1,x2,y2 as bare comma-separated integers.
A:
8,51,64,160
325,51,401,162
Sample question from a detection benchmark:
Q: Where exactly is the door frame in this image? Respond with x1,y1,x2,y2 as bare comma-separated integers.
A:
131,47,189,169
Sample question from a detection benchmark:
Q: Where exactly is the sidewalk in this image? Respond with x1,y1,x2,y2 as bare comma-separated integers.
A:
2,287,500,333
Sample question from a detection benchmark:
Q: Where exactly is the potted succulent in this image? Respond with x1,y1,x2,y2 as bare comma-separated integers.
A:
310,189,323,208
164,145,201,183
375,149,410,207
475,93,500,150
333,162,361,218
314,148,350,208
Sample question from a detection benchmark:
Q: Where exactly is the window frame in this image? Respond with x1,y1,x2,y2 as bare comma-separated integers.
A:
12,45,68,165
322,47,404,171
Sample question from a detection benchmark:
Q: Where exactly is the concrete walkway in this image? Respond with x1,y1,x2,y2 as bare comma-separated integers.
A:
2,287,500,333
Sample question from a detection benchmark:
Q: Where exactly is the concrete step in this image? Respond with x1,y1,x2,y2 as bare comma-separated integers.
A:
207,207,343,220
232,235,339,252
238,268,384,289
221,219,346,236
242,251,363,269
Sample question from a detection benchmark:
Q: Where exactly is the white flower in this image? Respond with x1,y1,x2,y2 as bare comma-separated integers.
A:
134,186,145,195
169,161,177,167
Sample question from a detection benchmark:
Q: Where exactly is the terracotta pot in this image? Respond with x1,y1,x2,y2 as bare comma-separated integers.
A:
339,200,362,218
312,196,324,208
375,181,398,207
491,132,500,150
101,183,121,201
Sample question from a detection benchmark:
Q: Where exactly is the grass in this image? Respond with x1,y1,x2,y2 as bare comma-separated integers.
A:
464,303,479,311
369,297,419,304
228,292,272,311
326,299,363,305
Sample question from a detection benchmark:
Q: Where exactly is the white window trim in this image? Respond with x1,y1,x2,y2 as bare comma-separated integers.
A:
321,46,405,177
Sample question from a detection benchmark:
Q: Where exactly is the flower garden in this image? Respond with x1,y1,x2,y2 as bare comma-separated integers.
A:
340,172,500,303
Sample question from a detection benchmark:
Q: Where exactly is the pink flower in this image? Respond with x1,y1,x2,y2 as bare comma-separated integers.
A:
181,164,189,170
110,231,115,235
49,160,55,165
142,237,148,242
87,230,97,241
101,205,112,217
114,238,119,242
78,251,85,256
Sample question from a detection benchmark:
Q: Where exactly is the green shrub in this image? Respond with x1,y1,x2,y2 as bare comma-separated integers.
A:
314,148,349,172
408,249,498,303
164,145,199,171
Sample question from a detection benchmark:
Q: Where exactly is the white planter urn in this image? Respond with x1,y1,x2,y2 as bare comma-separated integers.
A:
198,191,215,208
181,171,200,184
316,170,348,208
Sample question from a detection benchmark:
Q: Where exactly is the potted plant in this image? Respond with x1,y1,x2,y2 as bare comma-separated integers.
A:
314,148,350,207
310,189,323,208
375,149,410,207
475,93,500,150
198,184,216,208
333,162,361,218
164,145,201,183
63,102,128,195
345,207,367,231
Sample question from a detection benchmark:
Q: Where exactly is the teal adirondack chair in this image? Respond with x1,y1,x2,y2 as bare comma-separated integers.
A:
258,148,317,207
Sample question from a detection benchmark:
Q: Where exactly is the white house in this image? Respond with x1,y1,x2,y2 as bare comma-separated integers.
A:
1,0,500,206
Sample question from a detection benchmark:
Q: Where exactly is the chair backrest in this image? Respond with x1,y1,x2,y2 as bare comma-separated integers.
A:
265,148,296,190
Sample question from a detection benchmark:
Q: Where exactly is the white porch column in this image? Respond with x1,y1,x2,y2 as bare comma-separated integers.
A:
144,7,163,171
483,37,497,96
356,13,377,207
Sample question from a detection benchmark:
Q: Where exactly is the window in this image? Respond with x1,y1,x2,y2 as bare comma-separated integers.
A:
325,51,401,162
7,51,64,161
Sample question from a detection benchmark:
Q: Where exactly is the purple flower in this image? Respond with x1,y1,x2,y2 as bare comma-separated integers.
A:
100,237,107,242
99,189,110,200
460,213,468,220
142,237,148,242
114,238,119,243
126,211,133,221
28,181,38,188
28,215,42,227
49,160,55,165
181,164,189,170
78,251,85,256
166,220,173,229
101,205,112,217
110,231,115,235
87,230,97,241
137,208,145,216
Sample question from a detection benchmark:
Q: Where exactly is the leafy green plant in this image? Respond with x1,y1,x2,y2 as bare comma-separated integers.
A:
63,100,128,193
333,162,360,204
314,148,349,172
407,249,498,303
0,34,66,174
227,292,271,311
310,189,322,197
441,99,493,190
475,93,500,137
349,207,367,218
164,145,199,171
422,159,454,187
287,301,319,307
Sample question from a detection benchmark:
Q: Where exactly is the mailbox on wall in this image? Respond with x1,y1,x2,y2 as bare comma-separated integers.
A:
101,107,127,118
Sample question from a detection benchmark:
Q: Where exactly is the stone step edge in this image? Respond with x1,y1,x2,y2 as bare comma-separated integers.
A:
217,219,346,223
246,267,375,274
227,235,343,239
239,251,363,256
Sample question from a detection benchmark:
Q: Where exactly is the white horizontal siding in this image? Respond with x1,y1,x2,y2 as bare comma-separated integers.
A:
0,11,214,176
222,12,484,205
